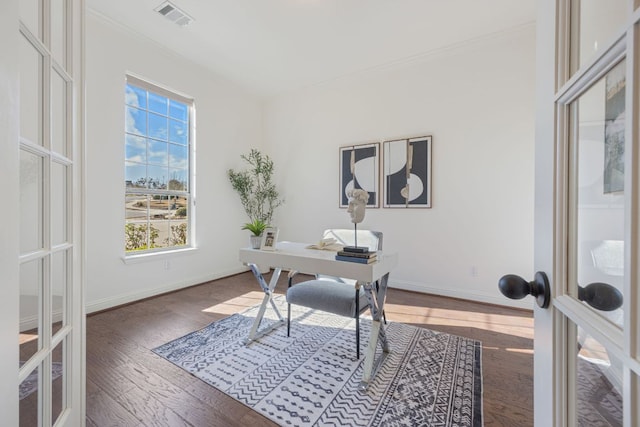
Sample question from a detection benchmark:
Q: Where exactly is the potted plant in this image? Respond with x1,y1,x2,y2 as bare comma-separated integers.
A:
228,149,284,248
242,219,269,249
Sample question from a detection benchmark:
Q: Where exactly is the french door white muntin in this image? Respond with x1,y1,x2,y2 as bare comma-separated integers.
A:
536,0,639,426
16,0,85,425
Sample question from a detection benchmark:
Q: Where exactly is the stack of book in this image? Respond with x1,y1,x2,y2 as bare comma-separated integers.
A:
335,246,378,264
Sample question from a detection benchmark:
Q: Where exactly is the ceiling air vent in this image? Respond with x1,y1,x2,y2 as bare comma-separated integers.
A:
154,1,194,27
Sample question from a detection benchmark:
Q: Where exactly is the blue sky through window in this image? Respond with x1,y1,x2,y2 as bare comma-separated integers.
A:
125,83,189,190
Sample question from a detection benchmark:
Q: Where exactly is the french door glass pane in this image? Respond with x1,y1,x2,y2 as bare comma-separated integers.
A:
19,0,41,40
19,364,40,426
52,250,67,336
51,340,66,426
19,34,43,146
51,161,68,246
571,0,627,72
20,150,44,254
50,0,66,68
20,258,42,363
51,69,67,156
576,325,623,426
51,162,68,245
570,60,626,328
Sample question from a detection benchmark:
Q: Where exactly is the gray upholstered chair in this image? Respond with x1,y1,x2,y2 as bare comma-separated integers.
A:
286,229,383,359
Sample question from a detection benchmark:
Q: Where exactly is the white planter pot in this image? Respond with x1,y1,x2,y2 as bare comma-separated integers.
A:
250,235,262,249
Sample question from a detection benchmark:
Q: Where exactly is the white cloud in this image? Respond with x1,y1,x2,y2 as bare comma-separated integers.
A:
127,155,144,163
126,108,144,134
169,155,188,169
125,87,140,108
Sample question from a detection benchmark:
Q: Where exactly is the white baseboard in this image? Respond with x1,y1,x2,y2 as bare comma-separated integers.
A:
20,311,64,333
86,266,248,314
20,315,38,333
84,269,531,316
388,279,533,310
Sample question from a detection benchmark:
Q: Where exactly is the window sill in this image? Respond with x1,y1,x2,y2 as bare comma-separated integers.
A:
121,247,198,264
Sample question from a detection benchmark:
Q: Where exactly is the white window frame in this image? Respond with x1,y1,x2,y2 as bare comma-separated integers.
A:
124,75,195,257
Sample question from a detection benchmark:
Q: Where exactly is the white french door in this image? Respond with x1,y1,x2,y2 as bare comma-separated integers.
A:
15,0,85,425
535,0,640,425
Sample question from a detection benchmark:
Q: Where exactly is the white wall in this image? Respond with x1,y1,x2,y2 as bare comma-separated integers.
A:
264,25,536,308
85,14,536,310
85,12,263,312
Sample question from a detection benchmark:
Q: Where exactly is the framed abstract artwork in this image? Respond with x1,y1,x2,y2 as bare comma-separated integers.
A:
382,136,432,208
603,61,625,194
339,142,380,208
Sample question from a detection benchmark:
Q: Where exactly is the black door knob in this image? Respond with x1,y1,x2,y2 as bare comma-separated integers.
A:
498,271,550,308
578,282,623,311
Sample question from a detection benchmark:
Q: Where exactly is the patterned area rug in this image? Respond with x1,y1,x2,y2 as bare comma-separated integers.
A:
577,357,623,426
19,362,64,400
153,297,483,426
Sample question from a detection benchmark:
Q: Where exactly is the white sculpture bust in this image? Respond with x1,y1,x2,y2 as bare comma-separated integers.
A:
346,188,369,224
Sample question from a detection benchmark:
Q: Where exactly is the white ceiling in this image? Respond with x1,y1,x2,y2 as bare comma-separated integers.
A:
87,0,536,98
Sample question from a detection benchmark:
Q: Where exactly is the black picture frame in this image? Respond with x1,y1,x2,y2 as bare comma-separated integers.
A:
339,142,380,208
382,136,432,208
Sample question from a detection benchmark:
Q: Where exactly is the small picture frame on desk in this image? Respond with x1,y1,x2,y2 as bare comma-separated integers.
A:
260,227,279,251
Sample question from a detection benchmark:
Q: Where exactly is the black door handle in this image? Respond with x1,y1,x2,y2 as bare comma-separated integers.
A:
578,282,623,311
498,271,550,308
498,273,623,312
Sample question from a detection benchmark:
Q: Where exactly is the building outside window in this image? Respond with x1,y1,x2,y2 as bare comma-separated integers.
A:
124,75,193,253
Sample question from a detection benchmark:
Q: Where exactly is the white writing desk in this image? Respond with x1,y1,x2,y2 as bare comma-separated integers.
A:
239,241,398,389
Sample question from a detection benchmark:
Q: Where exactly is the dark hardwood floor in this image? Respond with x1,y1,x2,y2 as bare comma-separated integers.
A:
85,271,533,426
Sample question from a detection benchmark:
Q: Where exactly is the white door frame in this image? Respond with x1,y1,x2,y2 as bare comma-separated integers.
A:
533,2,557,424
0,0,22,424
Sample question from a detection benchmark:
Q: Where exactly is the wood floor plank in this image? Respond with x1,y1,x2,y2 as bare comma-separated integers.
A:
86,378,144,426
111,357,233,426
86,271,533,426
114,385,192,427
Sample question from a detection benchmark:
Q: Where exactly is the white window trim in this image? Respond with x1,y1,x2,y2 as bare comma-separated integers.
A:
124,74,195,257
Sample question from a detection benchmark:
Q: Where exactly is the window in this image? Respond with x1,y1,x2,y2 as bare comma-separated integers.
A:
124,76,192,253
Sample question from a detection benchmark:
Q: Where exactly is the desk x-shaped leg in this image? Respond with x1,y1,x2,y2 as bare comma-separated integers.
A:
244,264,285,344
359,272,391,390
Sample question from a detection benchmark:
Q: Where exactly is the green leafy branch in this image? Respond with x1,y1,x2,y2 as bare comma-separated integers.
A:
227,149,284,226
